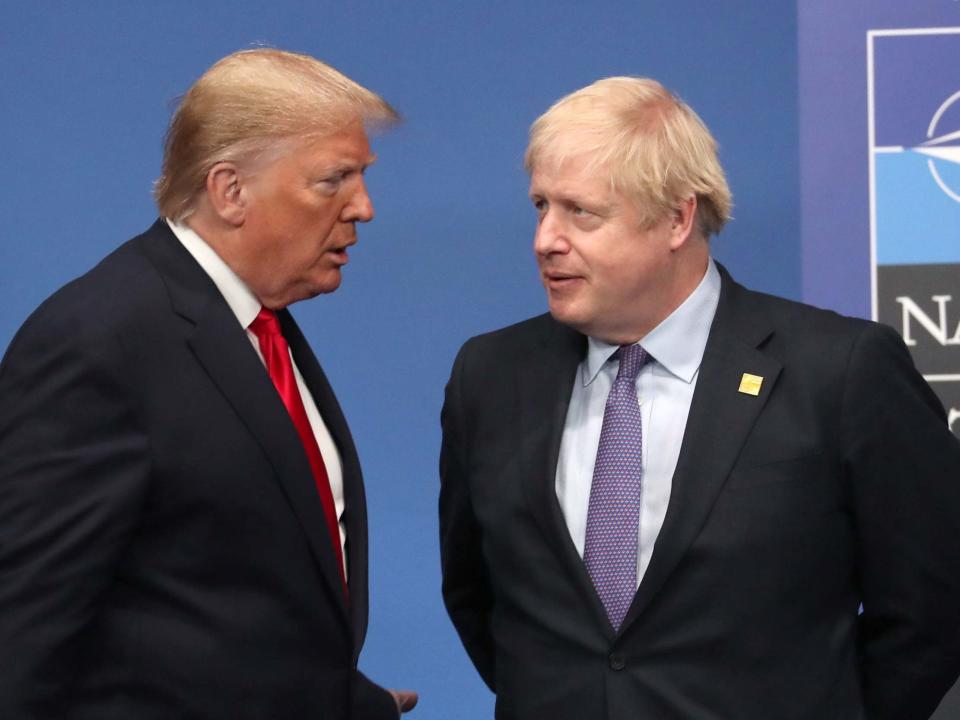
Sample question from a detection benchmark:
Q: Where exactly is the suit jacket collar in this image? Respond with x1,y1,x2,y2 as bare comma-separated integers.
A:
522,264,782,638
165,218,260,328
135,220,357,633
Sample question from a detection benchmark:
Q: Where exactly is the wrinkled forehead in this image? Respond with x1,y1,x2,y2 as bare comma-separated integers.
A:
243,120,373,170
528,145,620,201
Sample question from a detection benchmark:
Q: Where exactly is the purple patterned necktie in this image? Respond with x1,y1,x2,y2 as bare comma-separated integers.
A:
584,343,649,631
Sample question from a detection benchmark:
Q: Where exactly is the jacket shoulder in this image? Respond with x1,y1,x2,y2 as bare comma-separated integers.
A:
2,225,172,362
459,313,573,357
729,278,880,345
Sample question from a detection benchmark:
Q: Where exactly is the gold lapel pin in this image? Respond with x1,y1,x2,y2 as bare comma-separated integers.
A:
738,373,763,396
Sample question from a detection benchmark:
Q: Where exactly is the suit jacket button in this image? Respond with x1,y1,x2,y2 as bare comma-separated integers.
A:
609,653,626,671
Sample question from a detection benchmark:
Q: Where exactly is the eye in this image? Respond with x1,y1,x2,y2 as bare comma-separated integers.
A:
315,169,352,195
572,206,589,217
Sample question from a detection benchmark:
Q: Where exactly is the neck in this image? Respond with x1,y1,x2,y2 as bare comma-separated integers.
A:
598,252,710,346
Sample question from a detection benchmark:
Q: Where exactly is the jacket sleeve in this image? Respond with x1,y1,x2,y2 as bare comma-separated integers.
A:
439,342,496,690
350,669,399,719
842,322,960,720
0,308,150,717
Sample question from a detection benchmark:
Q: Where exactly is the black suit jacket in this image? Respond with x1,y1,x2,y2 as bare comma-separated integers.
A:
0,221,396,719
440,265,960,720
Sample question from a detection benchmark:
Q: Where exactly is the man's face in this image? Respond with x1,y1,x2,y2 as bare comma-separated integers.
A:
529,153,685,344
236,124,376,308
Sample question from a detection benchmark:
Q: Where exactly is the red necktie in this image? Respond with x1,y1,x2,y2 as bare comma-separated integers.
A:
248,308,348,597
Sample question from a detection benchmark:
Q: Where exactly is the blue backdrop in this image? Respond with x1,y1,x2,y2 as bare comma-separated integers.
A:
0,3,799,717
799,3,960,714
799,0,960,317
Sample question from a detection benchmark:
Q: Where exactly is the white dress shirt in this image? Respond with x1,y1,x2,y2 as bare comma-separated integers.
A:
555,259,721,585
166,219,348,579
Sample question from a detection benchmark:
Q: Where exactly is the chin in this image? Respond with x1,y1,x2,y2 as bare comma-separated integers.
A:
275,282,340,308
309,272,343,296
547,301,590,334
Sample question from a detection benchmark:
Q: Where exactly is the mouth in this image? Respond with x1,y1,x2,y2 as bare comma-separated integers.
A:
542,270,584,290
327,244,353,267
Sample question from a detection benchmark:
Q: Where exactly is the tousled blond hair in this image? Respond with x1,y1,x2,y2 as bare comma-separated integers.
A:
525,77,732,236
154,48,399,221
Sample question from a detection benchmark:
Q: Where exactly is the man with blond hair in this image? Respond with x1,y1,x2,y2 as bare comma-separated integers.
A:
440,77,960,719
0,49,416,718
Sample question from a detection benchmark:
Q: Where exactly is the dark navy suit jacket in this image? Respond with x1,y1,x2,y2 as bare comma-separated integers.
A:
440,265,960,720
0,221,396,719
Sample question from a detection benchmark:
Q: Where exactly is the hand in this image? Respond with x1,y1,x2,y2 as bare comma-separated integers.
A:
389,688,419,714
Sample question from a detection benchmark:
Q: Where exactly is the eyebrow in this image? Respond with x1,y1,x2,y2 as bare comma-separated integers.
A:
317,154,377,176
529,189,612,213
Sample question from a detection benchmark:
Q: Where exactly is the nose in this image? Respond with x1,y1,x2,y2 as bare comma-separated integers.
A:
343,177,375,223
534,208,568,257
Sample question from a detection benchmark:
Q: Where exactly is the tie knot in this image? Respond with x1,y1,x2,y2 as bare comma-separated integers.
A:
615,344,649,381
248,307,282,338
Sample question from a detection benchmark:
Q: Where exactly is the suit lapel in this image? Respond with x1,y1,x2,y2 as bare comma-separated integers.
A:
279,311,369,647
517,319,581,550
140,222,351,624
517,319,615,632
620,266,781,631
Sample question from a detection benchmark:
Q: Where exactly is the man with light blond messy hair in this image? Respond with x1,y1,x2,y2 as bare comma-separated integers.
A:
440,77,960,720
0,48,417,719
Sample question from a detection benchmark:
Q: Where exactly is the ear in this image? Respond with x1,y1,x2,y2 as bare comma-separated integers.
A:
668,195,698,250
204,161,246,226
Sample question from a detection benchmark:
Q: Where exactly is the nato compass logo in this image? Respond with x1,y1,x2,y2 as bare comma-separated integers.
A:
868,28,960,437
911,90,960,203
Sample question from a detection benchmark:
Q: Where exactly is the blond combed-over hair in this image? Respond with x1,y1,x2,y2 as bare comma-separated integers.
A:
154,48,399,222
525,77,732,237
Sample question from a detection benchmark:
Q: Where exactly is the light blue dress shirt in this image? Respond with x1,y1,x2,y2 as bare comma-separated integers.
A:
555,259,721,585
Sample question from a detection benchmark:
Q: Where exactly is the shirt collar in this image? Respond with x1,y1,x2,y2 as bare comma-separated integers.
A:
582,259,721,386
166,218,262,329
